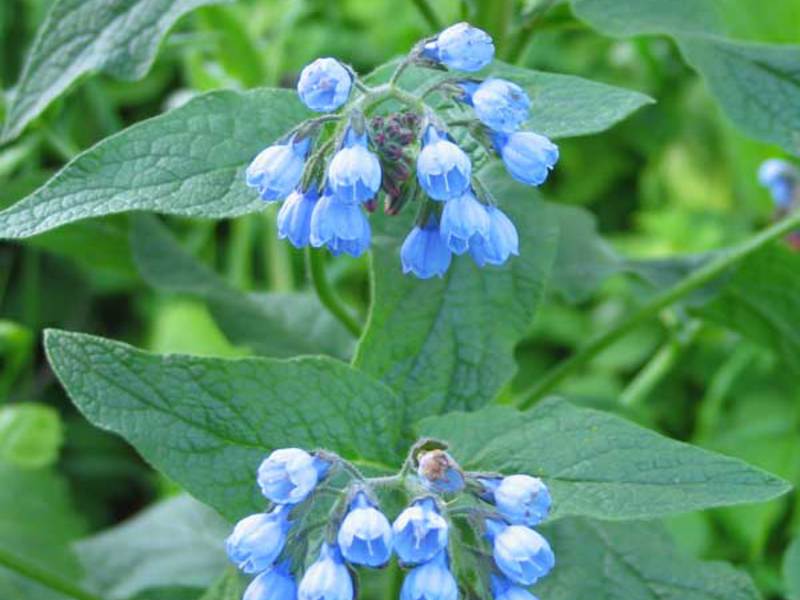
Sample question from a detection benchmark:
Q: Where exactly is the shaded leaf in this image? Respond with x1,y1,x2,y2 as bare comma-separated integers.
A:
0,403,63,469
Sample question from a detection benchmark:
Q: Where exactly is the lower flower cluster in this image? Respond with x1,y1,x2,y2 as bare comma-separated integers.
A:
226,445,555,600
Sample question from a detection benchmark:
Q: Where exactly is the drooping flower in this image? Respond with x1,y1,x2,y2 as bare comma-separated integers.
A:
423,22,495,72
246,136,312,202
297,57,353,113
225,505,292,574
243,561,297,600
400,217,453,279
400,551,458,600
337,491,393,568
277,187,320,248
485,519,555,586
492,131,558,186
309,190,372,257
469,206,519,267
460,78,531,133
328,127,382,204
257,448,329,505
490,574,539,600
417,450,465,494
479,475,551,526
392,497,449,565
440,190,490,254
417,126,472,201
298,544,354,600
758,159,798,209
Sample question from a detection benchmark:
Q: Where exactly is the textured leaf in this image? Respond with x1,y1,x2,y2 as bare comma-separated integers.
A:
0,89,310,239
571,0,800,153
44,329,406,520
76,494,229,599
0,403,63,468
537,518,759,600
695,244,800,372
1,0,230,141
131,215,354,359
354,166,558,416
418,398,791,520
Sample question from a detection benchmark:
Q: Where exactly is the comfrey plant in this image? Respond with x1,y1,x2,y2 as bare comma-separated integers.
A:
758,159,800,249
245,22,558,279
226,443,554,600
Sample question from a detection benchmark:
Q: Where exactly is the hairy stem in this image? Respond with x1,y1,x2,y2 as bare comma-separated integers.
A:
0,548,103,600
306,248,362,337
410,0,444,31
516,211,800,409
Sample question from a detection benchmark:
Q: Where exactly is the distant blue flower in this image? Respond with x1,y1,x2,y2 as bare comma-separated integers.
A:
479,475,550,526
392,497,449,565
247,136,312,201
244,561,297,600
758,159,798,209
485,519,555,586
469,206,519,267
492,131,558,186
440,190,490,254
257,448,328,505
277,187,320,248
337,491,393,568
401,218,453,279
310,190,372,257
417,450,465,494
417,126,472,201
297,57,353,112
460,78,531,133
490,574,539,600
299,544,354,600
226,505,292,574
328,127,382,203
423,22,495,72
400,551,458,600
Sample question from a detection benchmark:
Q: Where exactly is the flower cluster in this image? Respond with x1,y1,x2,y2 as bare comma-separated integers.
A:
246,22,559,279
758,159,800,250
226,444,555,600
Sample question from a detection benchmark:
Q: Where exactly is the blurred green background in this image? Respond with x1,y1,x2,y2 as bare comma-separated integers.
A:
1,0,799,599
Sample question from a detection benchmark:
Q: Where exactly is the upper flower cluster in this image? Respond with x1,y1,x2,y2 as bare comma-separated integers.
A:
245,22,559,279
226,443,555,600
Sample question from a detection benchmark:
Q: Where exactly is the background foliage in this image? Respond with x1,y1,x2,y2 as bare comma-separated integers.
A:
0,0,799,599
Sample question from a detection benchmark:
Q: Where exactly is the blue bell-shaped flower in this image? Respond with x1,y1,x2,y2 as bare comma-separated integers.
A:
246,136,312,201
392,497,449,565
417,126,472,201
417,450,465,494
490,574,539,600
492,131,558,186
758,158,798,209
225,505,292,574
309,189,372,257
337,491,393,568
469,205,519,267
277,186,320,249
460,78,531,133
439,190,490,255
328,127,382,204
400,551,458,600
400,217,453,279
297,57,352,113
485,519,554,586
298,544,354,600
257,448,329,505
243,560,297,600
479,475,551,526
422,22,495,72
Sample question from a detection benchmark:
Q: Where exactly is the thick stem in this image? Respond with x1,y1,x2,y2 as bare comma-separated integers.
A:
516,212,800,409
306,248,362,337
410,0,444,31
0,548,103,600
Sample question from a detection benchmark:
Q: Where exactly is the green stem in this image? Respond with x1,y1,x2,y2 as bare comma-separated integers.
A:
264,207,294,292
410,0,444,30
505,0,558,64
306,248,361,337
0,547,103,600
516,212,800,409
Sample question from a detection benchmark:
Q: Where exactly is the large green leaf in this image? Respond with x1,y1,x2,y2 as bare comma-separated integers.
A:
1,0,230,142
695,243,800,372
76,494,229,599
354,166,559,416
571,0,800,153
418,398,790,520
0,89,310,239
537,518,759,600
131,215,354,359
44,329,406,521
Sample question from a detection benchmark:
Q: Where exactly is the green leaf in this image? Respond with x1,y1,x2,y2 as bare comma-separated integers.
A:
131,215,354,359
354,166,558,416
76,494,229,600
0,403,63,469
1,0,231,142
0,89,310,239
418,398,791,520
571,0,800,153
785,536,800,600
44,329,406,520
196,569,244,600
695,243,800,372
537,518,760,600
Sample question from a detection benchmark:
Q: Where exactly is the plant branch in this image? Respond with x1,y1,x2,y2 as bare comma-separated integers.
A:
410,0,444,31
306,248,362,337
0,547,103,600
516,211,800,409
